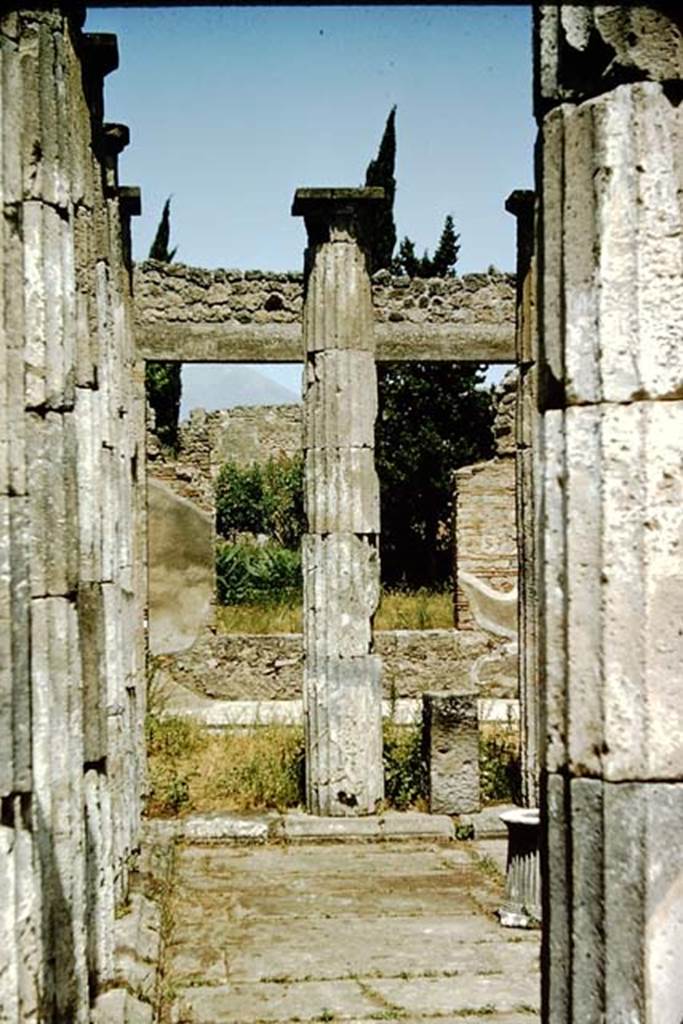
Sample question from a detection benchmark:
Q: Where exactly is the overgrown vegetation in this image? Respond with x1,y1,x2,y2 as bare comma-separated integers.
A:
215,586,454,634
215,455,305,547
479,725,522,805
383,724,427,811
145,715,521,817
214,455,305,607
215,540,302,606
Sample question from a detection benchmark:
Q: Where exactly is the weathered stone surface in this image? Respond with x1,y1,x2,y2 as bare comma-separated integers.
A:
152,626,514,704
538,83,683,409
302,534,380,661
535,6,682,115
540,400,683,780
304,447,380,535
147,479,214,656
91,988,153,1024
134,261,516,363
423,692,480,815
304,655,384,816
164,840,540,1022
0,11,146,1021
304,349,376,448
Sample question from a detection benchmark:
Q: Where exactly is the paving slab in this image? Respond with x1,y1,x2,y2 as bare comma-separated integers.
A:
163,838,540,1023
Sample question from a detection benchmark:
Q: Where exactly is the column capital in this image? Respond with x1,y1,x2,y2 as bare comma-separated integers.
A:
292,187,385,246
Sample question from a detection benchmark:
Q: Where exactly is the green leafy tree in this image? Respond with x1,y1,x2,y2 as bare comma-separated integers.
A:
215,455,305,549
364,105,397,273
146,198,181,449
376,362,494,588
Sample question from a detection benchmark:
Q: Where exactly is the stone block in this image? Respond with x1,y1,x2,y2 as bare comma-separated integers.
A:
539,84,683,408
544,776,683,1024
78,583,108,764
540,401,683,780
302,534,379,660
0,497,31,797
304,447,380,534
84,768,114,985
147,479,214,656
535,6,682,115
91,988,153,1024
22,201,75,410
75,386,103,582
304,654,384,815
303,349,377,448
181,814,270,843
303,240,374,353
0,205,27,497
26,411,78,597
422,691,480,815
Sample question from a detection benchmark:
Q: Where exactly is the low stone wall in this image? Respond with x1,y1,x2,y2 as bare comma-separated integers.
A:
152,627,517,704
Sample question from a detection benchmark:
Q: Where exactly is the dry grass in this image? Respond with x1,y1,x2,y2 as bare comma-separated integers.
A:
215,587,454,635
145,718,305,817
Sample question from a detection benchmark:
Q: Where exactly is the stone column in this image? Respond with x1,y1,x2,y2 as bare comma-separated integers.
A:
535,8,683,1022
505,189,539,809
292,188,384,816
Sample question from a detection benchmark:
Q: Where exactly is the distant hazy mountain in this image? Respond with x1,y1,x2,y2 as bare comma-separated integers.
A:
180,364,300,420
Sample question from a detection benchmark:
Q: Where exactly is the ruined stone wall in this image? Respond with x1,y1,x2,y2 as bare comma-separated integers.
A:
148,403,302,514
0,11,146,1022
453,373,517,627
154,627,516,704
135,260,515,338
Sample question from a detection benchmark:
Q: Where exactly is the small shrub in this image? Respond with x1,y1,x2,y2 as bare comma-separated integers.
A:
383,723,427,810
215,455,304,548
215,539,302,606
479,726,522,804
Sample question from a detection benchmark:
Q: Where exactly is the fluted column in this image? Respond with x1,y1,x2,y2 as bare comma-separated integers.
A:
535,7,683,1022
505,189,539,809
292,188,384,816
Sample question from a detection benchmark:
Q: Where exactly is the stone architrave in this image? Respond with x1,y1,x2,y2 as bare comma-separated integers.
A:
535,8,683,1022
292,188,385,816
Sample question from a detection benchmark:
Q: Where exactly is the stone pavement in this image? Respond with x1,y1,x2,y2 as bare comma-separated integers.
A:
161,838,540,1023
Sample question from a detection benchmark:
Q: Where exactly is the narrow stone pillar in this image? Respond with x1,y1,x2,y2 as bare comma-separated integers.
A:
505,189,539,809
422,691,480,814
535,8,683,1022
292,188,385,816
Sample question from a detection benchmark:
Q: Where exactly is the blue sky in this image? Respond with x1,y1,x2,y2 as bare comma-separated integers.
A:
86,5,534,402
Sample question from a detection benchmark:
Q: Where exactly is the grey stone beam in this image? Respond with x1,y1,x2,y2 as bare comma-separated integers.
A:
134,320,515,364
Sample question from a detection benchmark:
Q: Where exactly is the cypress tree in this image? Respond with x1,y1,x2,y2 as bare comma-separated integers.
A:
146,197,181,449
364,105,397,273
431,214,460,277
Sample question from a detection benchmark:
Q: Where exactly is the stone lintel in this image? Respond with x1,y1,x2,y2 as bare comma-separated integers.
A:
135,321,515,364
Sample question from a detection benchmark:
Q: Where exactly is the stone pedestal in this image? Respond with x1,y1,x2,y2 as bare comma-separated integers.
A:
292,188,385,816
498,807,541,928
422,691,480,814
